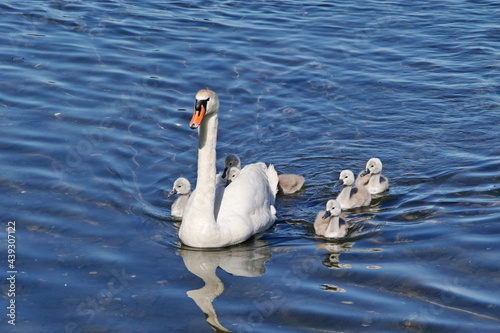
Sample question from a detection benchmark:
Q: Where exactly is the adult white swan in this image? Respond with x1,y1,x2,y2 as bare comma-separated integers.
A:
179,89,279,248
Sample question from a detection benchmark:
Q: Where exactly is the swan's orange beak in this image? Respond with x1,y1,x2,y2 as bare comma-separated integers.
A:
190,103,206,129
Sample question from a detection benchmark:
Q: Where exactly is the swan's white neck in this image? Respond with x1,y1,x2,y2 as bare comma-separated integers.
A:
369,173,381,186
180,112,222,247
337,185,352,203
195,111,218,213
325,216,340,235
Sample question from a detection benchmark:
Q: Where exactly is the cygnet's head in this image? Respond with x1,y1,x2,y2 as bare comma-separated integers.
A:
226,167,240,185
322,200,341,219
222,154,241,178
363,158,383,175
336,170,355,187
168,177,191,197
190,89,220,129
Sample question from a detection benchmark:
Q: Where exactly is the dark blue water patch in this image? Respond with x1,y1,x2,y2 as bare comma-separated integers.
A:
2,0,500,332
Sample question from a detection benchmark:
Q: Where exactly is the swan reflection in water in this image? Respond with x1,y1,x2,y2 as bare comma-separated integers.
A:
178,238,272,332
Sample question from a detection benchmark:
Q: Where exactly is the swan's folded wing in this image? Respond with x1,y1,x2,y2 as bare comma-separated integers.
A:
216,163,276,239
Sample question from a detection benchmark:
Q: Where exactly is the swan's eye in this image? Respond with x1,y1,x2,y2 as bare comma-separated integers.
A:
194,98,209,115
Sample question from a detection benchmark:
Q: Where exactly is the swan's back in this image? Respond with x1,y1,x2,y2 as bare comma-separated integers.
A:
314,210,328,236
278,174,305,194
341,186,371,209
216,163,278,243
355,171,370,187
336,184,371,210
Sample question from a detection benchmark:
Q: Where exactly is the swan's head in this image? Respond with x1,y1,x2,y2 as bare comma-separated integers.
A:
322,199,341,219
226,166,240,185
361,157,383,176
190,89,220,129
222,154,241,178
168,177,191,197
336,170,355,187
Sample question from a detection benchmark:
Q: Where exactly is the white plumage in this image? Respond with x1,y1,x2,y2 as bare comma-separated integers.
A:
335,170,371,210
361,157,389,194
314,200,347,238
168,177,191,219
179,90,278,248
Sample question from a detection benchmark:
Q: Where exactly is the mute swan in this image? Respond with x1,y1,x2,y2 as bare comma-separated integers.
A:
179,89,279,248
221,154,241,179
278,174,305,194
360,158,389,194
215,154,241,186
168,177,191,219
314,200,347,238
222,153,305,194
226,166,240,185
335,170,371,210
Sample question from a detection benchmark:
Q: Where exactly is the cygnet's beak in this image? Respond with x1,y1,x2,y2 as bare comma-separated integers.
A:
359,169,370,177
167,188,177,198
322,210,332,219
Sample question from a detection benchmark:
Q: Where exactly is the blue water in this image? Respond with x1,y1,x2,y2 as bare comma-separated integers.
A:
1,1,500,332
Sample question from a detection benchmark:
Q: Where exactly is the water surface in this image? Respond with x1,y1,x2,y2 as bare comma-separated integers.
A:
1,1,499,332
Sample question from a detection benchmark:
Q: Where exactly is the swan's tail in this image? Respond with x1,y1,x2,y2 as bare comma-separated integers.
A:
266,164,279,199
270,205,277,221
